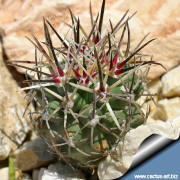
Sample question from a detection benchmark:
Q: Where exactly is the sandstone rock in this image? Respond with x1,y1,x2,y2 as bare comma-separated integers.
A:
0,167,8,180
14,138,55,171
38,162,85,180
47,162,85,179
146,116,157,125
0,131,11,160
152,97,180,121
38,168,69,180
148,78,162,95
137,78,162,122
172,115,180,132
161,65,180,97
0,0,180,79
32,169,40,180
0,41,31,160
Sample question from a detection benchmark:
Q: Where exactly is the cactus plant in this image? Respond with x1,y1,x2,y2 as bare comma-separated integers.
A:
10,0,164,173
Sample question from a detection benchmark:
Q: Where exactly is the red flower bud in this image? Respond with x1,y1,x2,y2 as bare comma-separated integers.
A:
94,36,100,44
110,54,118,70
49,75,61,84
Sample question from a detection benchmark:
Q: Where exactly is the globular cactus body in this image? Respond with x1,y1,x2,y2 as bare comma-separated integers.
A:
11,0,163,171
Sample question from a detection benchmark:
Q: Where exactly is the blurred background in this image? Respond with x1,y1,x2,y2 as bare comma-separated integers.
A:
0,0,180,179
